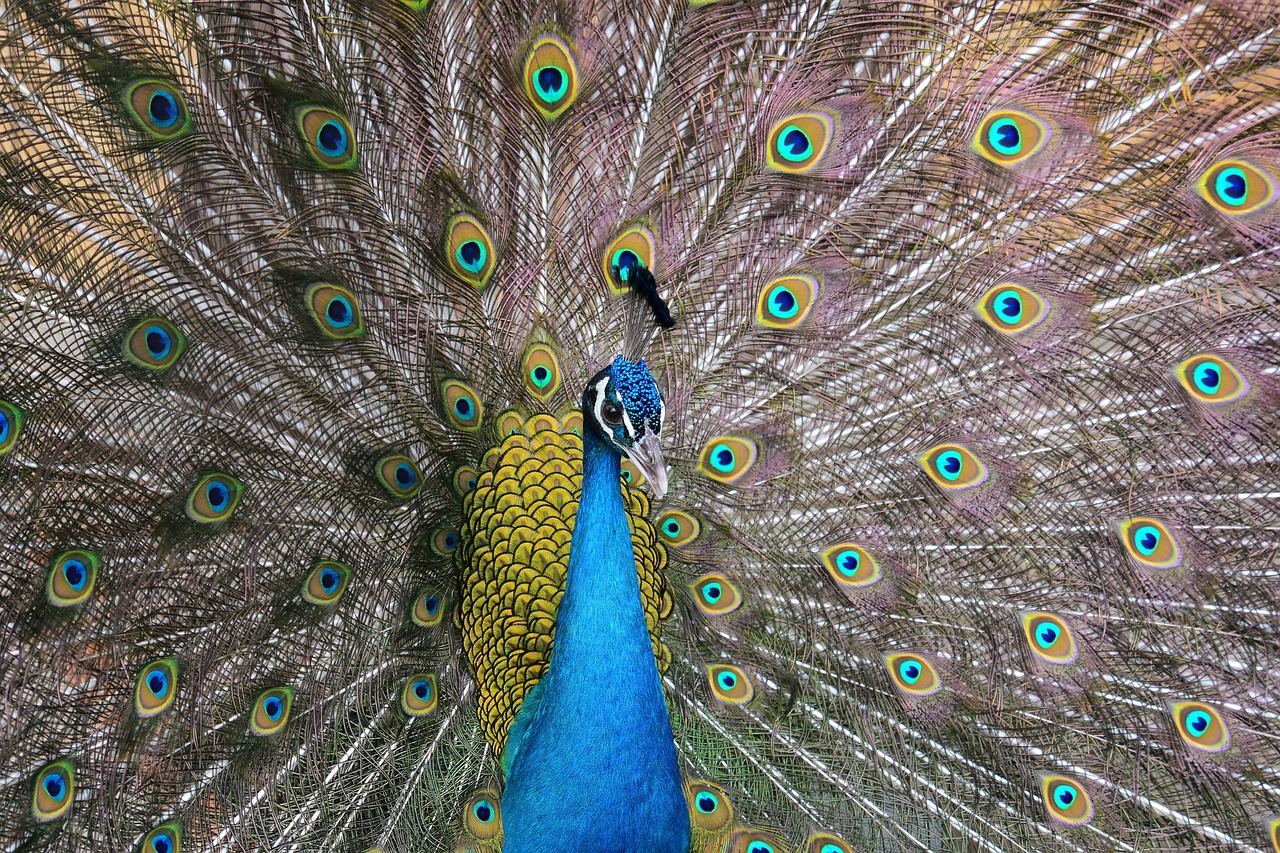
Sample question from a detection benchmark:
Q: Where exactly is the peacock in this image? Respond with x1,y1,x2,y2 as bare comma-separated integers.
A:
2,0,1279,850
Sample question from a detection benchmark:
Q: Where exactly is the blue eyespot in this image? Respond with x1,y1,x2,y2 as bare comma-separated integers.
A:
936,450,963,480
717,671,737,690
316,120,349,158
320,568,340,592
62,559,87,591
43,774,65,798
412,679,431,701
1036,625,1058,649
1192,362,1221,394
610,248,640,282
838,550,860,577
395,463,416,489
898,661,921,684
147,670,170,698
1185,709,1211,737
454,397,474,420
535,66,566,101
473,799,494,822
1214,167,1248,206
1053,784,1075,807
206,481,229,512
456,240,486,273
996,290,1023,324
767,287,799,318
696,793,717,813
144,325,172,359
988,119,1022,156
325,296,354,328
148,90,179,128
747,843,775,853
1133,524,1160,556
424,595,440,615
711,445,735,472
264,697,283,720
150,831,174,853
777,125,812,162
702,582,722,602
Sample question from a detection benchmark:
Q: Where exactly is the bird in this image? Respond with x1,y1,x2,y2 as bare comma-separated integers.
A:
0,0,1278,850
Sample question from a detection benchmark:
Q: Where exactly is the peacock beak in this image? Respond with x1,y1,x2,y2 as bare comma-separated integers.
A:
626,433,668,499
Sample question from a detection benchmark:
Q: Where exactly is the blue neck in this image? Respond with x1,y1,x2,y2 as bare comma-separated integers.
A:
499,427,689,853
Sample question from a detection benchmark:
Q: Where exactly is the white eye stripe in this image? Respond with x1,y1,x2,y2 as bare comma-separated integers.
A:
621,408,636,440
592,377,610,431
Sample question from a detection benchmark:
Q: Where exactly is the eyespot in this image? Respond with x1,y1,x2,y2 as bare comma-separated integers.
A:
412,589,444,627
687,780,733,830
691,574,742,615
446,214,496,289
125,318,188,370
1021,613,1078,665
821,543,882,589
1198,160,1275,214
401,673,437,716
431,528,460,556
302,560,350,606
251,687,293,735
464,791,502,838
1171,701,1230,753
921,444,988,490
522,344,561,399
1040,775,1092,825
697,436,758,484
523,35,578,119
32,760,74,822
765,111,833,173
885,653,941,696
755,273,819,328
657,510,700,547
46,549,99,607
452,467,480,497
973,110,1048,166
619,458,647,488
140,822,181,853
727,829,787,853
376,454,422,499
491,411,522,438
135,658,178,718
296,106,357,170
124,80,191,139
305,283,364,339
0,400,23,455
1175,354,1249,404
185,472,244,523
1119,518,1181,569
807,835,852,853
602,224,656,294
442,380,484,431
976,284,1049,335
707,664,753,704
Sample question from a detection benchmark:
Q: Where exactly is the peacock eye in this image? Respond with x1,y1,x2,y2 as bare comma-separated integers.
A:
602,402,623,425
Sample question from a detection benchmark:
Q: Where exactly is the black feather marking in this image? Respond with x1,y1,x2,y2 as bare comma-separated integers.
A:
616,262,676,329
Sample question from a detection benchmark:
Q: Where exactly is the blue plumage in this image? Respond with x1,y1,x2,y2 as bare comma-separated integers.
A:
502,362,687,852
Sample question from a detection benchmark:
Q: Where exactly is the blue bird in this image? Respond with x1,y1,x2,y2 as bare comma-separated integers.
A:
1,1,1279,852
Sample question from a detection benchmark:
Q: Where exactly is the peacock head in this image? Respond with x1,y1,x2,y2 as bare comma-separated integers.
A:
583,356,668,498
